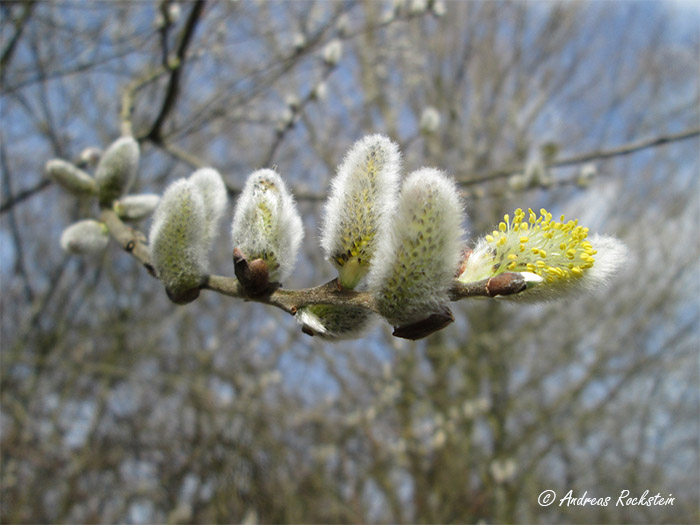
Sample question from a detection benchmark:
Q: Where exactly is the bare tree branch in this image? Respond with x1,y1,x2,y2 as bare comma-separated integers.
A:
143,0,206,143
0,179,51,214
457,127,700,187
120,63,171,137
3,123,696,216
0,136,34,301
0,1,37,88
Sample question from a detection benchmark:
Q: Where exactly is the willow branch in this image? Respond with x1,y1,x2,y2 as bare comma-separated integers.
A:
100,208,510,317
202,276,377,315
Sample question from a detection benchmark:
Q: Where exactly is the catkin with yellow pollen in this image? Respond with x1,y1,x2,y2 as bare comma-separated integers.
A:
320,134,402,289
459,208,627,301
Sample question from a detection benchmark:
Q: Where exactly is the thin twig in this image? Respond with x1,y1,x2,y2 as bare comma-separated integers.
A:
456,127,700,187
0,179,51,214
0,137,34,301
120,64,171,137
10,124,695,214
0,1,37,88
258,63,337,168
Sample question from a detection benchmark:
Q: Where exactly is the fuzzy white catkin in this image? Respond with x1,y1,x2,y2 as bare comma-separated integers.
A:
409,0,428,15
113,194,161,221
296,305,376,340
277,107,295,131
312,81,328,101
231,169,303,283
508,173,527,192
321,134,402,289
369,168,465,326
490,459,517,484
431,0,447,17
189,168,228,245
322,39,343,67
95,137,139,206
45,159,97,196
60,220,109,255
149,179,209,300
419,107,441,134
284,93,300,110
167,3,181,23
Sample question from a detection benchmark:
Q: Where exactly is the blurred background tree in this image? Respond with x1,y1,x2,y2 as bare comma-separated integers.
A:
1,1,698,523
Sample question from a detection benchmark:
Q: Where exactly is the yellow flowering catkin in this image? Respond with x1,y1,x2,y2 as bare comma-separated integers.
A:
459,208,627,301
